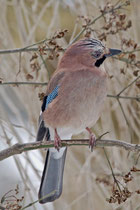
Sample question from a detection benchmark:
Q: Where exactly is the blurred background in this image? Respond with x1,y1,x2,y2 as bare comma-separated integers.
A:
0,0,140,209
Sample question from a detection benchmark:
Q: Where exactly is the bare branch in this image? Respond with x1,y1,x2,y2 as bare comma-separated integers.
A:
0,47,39,54
0,38,51,54
117,75,140,96
123,48,140,54
113,56,140,67
69,1,130,45
0,139,140,161
107,94,140,102
0,1,130,55
0,82,47,86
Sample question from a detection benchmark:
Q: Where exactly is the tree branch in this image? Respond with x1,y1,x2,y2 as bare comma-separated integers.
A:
0,47,38,54
0,81,47,86
0,139,140,161
0,1,130,55
107,94,140,102
69,1,130,45
0,38,51,54
117,75,140,96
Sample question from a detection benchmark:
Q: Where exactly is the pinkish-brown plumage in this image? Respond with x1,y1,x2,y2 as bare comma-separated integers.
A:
44,68,107,130
37,38,121,203
43,38,107,135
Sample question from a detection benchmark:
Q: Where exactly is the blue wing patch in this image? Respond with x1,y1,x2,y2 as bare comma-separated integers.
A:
45,85,59,109
41,85,59,112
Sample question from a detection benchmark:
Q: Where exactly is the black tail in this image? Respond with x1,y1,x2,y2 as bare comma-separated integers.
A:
38,148,67,203
36,115,67,203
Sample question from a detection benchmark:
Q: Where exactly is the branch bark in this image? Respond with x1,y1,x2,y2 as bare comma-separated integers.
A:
0,139,140,161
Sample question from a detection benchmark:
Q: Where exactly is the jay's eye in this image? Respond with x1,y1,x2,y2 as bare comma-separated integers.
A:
92,51,102,58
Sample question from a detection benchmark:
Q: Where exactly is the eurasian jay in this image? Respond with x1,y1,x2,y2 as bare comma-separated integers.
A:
36,38,121,203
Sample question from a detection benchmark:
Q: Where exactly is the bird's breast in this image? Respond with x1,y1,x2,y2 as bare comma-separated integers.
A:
43,69,107,135
70,75,107,134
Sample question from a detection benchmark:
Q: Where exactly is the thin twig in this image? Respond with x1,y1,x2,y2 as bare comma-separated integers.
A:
0,38,51,54
123,48,140,54
0,47,52,54
107,94,140,102
113,56,140,67
21,190,57,210
117,98,130,127
117,98,133,143
0,47,38,54
117,75,140,96
69,1,130,45
0,1,130,55
103,148,122,192
0,82,47,86
0,139,140,161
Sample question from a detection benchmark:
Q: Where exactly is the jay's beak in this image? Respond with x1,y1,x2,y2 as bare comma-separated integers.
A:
105,48,122,57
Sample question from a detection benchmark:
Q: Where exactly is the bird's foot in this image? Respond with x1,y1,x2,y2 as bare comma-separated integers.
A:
54,128,62,151
86,127,96,152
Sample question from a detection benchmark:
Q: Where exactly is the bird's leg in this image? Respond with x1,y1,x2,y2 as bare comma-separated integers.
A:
86,127,96,152
54,128,62,151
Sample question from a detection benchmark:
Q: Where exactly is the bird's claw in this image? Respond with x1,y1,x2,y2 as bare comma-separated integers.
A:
54,129,62,151
86,127,96,152
89,133,96,152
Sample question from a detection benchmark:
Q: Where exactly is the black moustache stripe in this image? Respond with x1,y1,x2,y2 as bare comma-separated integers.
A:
95,55,106,67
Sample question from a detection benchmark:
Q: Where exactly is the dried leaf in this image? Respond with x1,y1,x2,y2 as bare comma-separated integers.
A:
133,70,139,77
136,190,140,194
30,53,38,62
136,81,140,88
131,166,140,172
26,74,34,80
38,92,45,101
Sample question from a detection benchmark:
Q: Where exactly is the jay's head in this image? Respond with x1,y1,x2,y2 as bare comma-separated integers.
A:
59,38,121,69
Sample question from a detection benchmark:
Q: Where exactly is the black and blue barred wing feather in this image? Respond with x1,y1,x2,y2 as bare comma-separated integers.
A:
36,86,59,142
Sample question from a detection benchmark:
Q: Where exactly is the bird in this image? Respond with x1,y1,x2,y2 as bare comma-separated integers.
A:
36,38,121,204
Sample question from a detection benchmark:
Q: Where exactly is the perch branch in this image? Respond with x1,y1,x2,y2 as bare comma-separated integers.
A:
0,139,140,161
